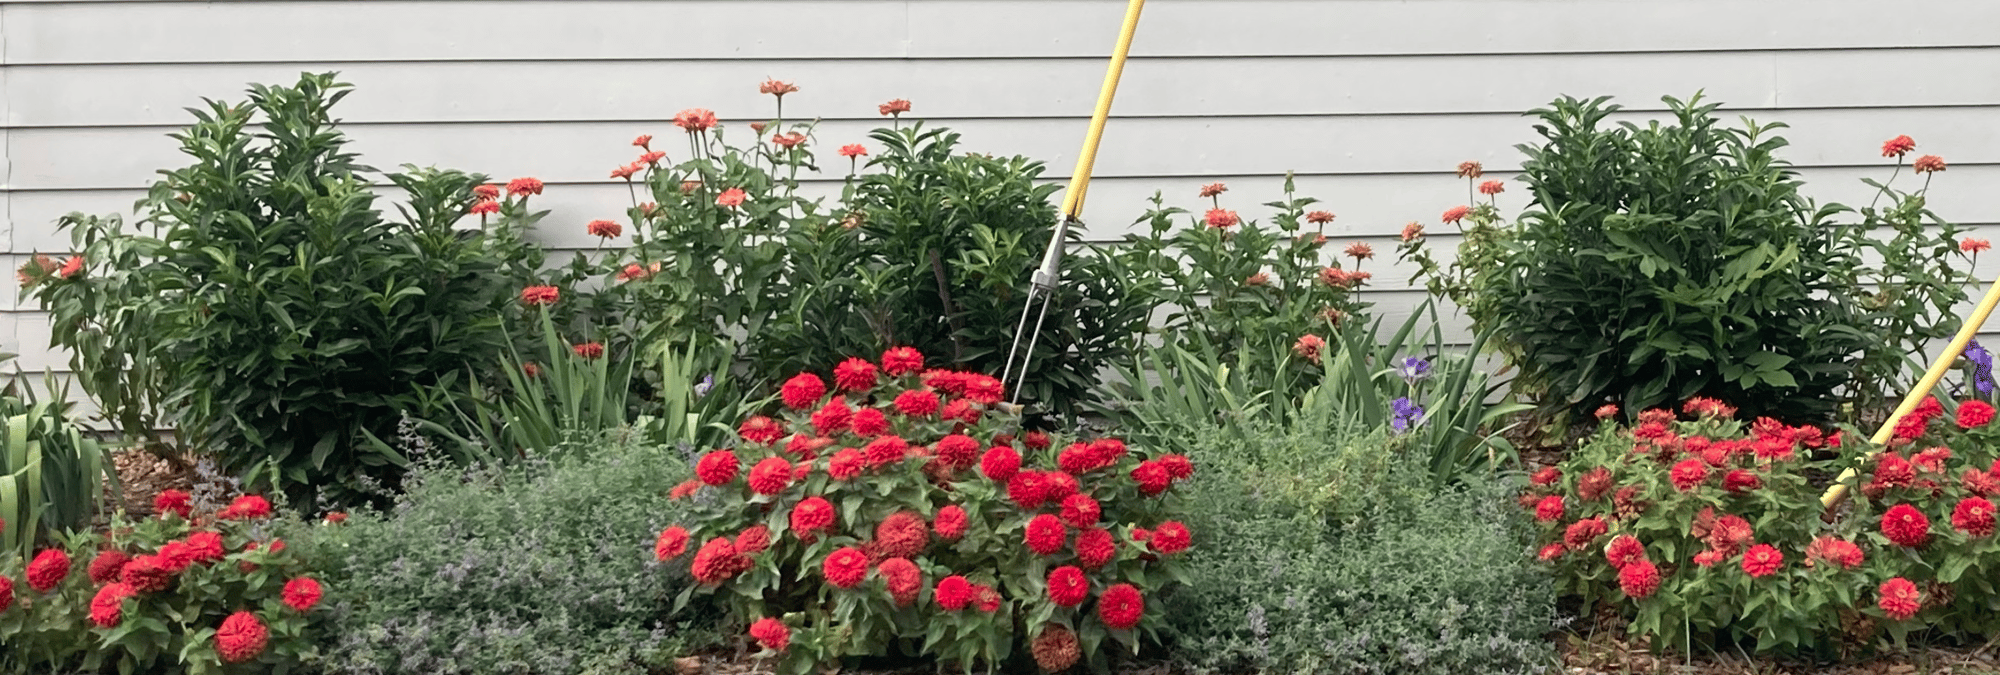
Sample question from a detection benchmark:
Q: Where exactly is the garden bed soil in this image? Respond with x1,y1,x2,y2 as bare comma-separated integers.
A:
107,446,195,518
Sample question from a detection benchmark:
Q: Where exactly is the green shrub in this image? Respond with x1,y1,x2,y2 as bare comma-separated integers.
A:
29,73,538,505
1157,408,1555,675
285,433,713,675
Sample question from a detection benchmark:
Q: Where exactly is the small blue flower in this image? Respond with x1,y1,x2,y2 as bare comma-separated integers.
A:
1395,356,1432,383
1969,340,1994,396
1390,396,1425,434
694,374,714,397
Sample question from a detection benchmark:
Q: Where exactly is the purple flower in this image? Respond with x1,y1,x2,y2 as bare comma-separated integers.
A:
1395,356,1431,384
1390,396,1424,434
694,374,714,397
1969,340,1993,396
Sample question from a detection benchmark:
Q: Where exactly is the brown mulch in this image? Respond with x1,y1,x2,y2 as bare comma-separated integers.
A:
105,445,195,519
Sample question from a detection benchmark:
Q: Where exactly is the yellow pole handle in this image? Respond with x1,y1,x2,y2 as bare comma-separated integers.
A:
1059,0,1146,220
1822,272,2000,509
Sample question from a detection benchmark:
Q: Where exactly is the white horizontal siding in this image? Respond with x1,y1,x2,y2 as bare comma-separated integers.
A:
6,0,2000,425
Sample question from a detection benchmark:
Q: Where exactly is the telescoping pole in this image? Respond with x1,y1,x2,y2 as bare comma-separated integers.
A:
1000,0,1146,405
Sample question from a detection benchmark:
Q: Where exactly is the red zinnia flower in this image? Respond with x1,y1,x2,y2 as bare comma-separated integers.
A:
1958,400,1996,429
1041,472,1080,503
716,187,748,207
823,547,869,588
1198,182,1227,198
936,575,973,611
520,285,560,306
1159,453,1193,480
1537,544,1566,561
633,134,652,149
879,557,922,606
1529,467,1560,486
738,415,786,445
1604,535,1646,570
1914,446,1952,473
894,389,940,417
1914,154,1947,174
669,479,702,500
1881,134,1916,158
839,144,868,158
1076,527,1116,568
1009,471,1050,510
736,525,773,555
749,617,790,652
1133,461,1173,496
1669,459,1708,492
1618,559,1661,598
0,577,11,612
154,489,193,519
696,450,739,486
771,132,807,149
185,531,225,565
1204,208,1240,229
1692,550,1722,568
810,399,853,437
974,584,1002,612
1706,515,1754,556
759,79,799,97
1578,467,1613,501
933,505,968,540
864,435,909,469
828,448,864,480
1293,334,1326,364
1594,404,1619,421
1245,272,1270,286
880,346,924,375
1026,514,1067,555
56,256,83,279
1151,521,1191,554
830,357,879,392
1740,544,1783,578
571,342,605,360
982,446,1022,482
960,374,1004,404
691,537,748,585
748,457,794,495
1805,536,1865,570
88,550,131,584
788,497,836,542
673,108,718,132
655,525,691,560
89,582,133,627
1059,494,1101,529
1306,210,1335,224
1441,205,1472,224
215,611,270,663
282,577,323,612
873,511,930,559
474,184,501,199
1478,180,1505,195
587,219,622,238
879,99,913,116
1723,469,1762,493
1953,496,1996,537
929,435,979,471
1879,577,1921,620
505,177,545,196
1098,583,1145,629
121,555,172,593
780,373,827,409
851,408,890,437
1882,503,1931,547
1343,242,1374,261
26,548,71,591
1963,237,1992,254
1563,518,1607,550
1533,495,1564,522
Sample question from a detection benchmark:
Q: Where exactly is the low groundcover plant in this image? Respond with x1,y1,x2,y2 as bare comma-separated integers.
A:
656,348,1192,674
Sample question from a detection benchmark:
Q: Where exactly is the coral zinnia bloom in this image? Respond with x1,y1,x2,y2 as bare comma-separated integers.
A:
1203,208,1240,228
772,132,807,149
1293,334,1326,365
759,79,799,97
933,504,968,540
673,108,718,132
1344,242,1374,261
1804,536,1865,570
1881,503,1931,547
519,285,560,306
879,99,913,116
1478,180,1505,195
1530,467,1560,486
1953,496,1996,537
780,373,827,410
505,177,544,196
1740,544,1783,578
1456,161,1483,178
185,531,225,565
1098,583,1145,629
879,557,922,606
691,537,748,584
1441,205,1472,224
1669,459,1708,492
1879,577,1921,620
638,150,666,165
219,495,272,520
1914,154,1946,173
935,575,973,611
1533,495,1564,522
470,199,501,215
716,187,748,207
982,446,1022,482
1962,237,1991,254
823,547,869,588
1577,467,1613,501
1025,514,1067,555
655,525,691,560
1604,534,1645,569
572,342,605,360
749,617,790,652
695,450,740,486
738,415,785,445
1594,404,1619,421
633,134,652,149
474,184,502,199
1243,272,1270,287
282,577,323,612
1198,182,1228,198
215,611,270,663
748,457,794,495
1047,565,1088,606
1881,135,1916,158
881,346,924,375
89,582,134,628
1306,210,1335,225
1536,544,1565,561
1564,518,1607,550
121,555,172,593
57,256,83,279
1959,400,1996,428
839,144,868,158
1618,559,1661,598
668,479,702,500
850,408,890,437
1401,221,1426,242
587,220,621,238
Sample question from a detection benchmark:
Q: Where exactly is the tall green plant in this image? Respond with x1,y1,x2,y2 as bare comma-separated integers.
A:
0,376,114,557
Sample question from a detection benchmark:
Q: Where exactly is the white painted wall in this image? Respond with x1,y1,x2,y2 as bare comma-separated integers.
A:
4,0,1998,416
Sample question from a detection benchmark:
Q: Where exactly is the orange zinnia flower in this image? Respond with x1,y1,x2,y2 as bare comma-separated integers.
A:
1198,182,1227,198
879,99,913,116
759,79,799,97
674,108,719,132
1914,155,1947,174
1456,161,1483,178
1882,135,1916,158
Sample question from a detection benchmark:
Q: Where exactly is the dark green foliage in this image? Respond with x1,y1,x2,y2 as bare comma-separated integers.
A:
1489,94,1869,422
285,434,714,675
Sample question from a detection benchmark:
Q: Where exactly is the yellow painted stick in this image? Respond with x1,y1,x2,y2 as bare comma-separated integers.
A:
1822,272,2000,509
1058,0,1146,219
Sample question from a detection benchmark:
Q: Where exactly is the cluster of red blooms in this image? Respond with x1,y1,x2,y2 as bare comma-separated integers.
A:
653,348,1190,656
0,490,323,664
16,253,85,289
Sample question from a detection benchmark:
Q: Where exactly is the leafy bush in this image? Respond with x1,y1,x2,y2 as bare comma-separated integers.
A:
1160,405,1554,674
659,349,1193,675
1529,396,2000,653
1402,94,1973,423
0,491,324,674
0,378,113,557
286,433,710,675
28,73,538,505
